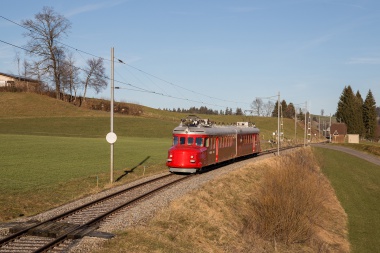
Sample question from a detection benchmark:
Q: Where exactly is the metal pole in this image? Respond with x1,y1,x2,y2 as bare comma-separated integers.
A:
329,113,332,143
318,115,321,140
295,108,297,145
304,101,307,147
110,47,114,183
277,92,280,155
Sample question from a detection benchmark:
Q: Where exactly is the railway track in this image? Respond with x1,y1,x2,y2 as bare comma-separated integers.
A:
0,173,192,253
0,143,306,253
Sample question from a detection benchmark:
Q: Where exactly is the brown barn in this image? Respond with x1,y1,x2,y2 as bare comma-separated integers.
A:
0,72,42,92
330,123,347,143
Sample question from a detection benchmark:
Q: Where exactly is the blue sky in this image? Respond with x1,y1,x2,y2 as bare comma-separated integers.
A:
1,0,379,116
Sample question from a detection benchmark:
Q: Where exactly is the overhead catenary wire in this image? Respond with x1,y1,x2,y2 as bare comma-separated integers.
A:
0,15,252,110
0,39,235,109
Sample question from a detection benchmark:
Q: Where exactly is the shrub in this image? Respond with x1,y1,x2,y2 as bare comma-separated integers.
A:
245,148,325,245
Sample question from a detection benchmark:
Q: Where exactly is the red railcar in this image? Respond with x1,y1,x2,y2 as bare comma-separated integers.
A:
166,115,261,173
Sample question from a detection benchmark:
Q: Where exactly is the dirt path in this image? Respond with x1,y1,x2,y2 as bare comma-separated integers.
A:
312,143,380,166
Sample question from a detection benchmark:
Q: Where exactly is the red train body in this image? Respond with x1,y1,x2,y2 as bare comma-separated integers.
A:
166,115,261,173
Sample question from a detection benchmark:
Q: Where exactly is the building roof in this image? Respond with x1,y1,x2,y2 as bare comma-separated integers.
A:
330,123,347,136
0,72,40,83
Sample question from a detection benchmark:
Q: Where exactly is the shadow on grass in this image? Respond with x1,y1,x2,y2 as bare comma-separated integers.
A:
115,156,151,182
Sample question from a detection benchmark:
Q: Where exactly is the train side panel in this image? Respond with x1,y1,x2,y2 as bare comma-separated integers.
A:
166,116,260,173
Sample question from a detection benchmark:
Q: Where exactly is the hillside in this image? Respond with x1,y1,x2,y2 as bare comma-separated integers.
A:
0,92,315,144
0,92,110,118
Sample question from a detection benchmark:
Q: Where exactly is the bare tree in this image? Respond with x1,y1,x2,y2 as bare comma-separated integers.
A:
21,59,32,91
61,53,81,102
251,98,264,116
29,61,49,93
263,100,275,117
14,52,21,79
82,58,108,103
22,6,71,99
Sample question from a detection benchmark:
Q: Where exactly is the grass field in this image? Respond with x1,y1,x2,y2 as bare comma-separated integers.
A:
314,147,380,253
0,134,171,220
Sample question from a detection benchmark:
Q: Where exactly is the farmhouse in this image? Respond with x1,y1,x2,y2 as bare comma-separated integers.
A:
0,72,42,92
330,123,347,143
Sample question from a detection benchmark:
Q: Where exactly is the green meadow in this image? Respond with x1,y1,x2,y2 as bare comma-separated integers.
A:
1,134,171,192
0,133,172,220
314,147,380,253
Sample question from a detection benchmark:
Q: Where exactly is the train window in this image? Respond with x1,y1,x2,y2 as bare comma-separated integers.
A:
180,137,186,145
205,138,209,147
196,137,203,146
173,136,178,145
188,137,194,145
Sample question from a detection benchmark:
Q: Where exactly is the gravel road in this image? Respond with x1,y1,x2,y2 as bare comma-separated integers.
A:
312,143,380,166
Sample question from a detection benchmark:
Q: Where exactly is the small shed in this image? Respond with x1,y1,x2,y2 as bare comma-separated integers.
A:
330,123,347,143
347,134,359,143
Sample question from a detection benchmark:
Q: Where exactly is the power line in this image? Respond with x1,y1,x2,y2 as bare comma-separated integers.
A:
0,15,252,109
0,38,240,109
117,59,249,105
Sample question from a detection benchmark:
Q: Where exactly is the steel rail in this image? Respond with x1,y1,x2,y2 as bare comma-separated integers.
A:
0,173,174,247
34,174,193,252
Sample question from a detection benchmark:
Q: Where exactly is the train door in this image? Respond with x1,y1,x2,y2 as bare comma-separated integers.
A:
236,130,242,157
252,134,256,152
215,137,219,162
206,136,216,165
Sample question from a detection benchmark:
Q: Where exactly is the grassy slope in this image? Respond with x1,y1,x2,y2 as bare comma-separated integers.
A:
0,93,303,139
314,147,380,253
96,148,349,253
0,92,107,118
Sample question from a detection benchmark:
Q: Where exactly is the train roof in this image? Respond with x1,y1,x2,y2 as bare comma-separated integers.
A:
172,115,259,135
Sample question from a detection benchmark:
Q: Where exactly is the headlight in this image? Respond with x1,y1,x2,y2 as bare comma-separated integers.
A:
190,155,196,163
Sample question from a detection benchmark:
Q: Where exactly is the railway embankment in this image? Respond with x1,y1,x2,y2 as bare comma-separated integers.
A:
87,147,349,253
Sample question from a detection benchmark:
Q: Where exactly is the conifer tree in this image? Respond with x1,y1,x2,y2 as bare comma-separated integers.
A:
336,86,361,134
285,103,296,119
355,91,365,136
363,89,377,140
272,101,279,117
272,100,287,117
297,108,304,121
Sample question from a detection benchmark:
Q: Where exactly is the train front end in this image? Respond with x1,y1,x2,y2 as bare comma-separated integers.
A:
167,143,204,173
166,116,209,173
